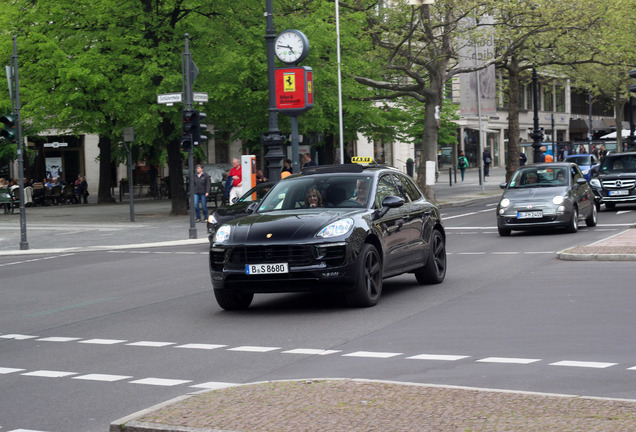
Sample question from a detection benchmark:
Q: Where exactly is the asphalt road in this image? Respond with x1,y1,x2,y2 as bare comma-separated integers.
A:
1,200,636,431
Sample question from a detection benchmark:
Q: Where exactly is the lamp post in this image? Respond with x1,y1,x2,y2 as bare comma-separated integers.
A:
263,0,285,181
531,68,543,163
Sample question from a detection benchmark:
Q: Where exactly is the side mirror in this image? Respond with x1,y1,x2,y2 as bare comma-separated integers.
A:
247,202,259,213
499,182,507,189
576,178,587,185
373,195,404,219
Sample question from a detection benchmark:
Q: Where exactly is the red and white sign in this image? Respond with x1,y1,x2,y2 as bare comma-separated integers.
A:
275,66,314,115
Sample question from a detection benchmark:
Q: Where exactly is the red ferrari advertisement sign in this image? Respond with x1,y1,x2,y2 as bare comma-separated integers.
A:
275,66,314,115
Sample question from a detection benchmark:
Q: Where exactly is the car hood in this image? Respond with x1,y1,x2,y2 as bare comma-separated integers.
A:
503,186,569,201
215,202,251,218
224,209,359,243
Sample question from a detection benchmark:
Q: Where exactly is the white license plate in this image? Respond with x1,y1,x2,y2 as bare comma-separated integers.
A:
245,263,289,275
609,190,629,196
517,210,543,219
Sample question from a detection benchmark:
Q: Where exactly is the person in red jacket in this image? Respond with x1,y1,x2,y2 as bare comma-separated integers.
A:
228,158,243,204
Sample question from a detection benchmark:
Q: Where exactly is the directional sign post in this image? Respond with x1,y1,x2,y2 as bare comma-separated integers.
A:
157,93,183,105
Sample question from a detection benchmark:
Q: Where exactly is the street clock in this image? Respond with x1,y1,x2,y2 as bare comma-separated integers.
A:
274,30,309,65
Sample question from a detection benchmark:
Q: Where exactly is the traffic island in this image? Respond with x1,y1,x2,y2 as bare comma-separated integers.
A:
557,228,636,261
110,379,636,432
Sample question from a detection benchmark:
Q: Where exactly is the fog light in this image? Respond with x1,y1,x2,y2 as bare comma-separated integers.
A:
557,205,565,212
498,208,505,215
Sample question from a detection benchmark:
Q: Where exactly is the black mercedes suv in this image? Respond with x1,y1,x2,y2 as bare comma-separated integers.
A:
590,152,636,210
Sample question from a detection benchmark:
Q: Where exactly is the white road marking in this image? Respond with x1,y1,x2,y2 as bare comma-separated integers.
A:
8,429,51,432
477,357,541,365
21,370,77,378
175,343,226,350
72,374,132,382
343,351,403,359
126,341,176,347
282,348,341,355
0,334,38,340
37,337,81,342
228,346,281,353
0,367,25,374
406,354,469,361
550,360,616,369
129,378,192,386
78,339,127,345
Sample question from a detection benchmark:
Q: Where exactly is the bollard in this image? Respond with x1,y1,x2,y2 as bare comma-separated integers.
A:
448,167,452,186
479,167,482,186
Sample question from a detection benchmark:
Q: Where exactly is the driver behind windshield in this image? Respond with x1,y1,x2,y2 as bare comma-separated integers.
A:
352,179,370,206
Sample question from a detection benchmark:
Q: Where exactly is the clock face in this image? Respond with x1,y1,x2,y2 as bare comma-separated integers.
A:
275,30,308,64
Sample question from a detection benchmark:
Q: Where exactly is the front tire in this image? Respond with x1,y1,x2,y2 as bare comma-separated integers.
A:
415,229,447,284
585,203,598,227
345,244,382,307
498,226,511,237
214,289,254,310
565,207,578,233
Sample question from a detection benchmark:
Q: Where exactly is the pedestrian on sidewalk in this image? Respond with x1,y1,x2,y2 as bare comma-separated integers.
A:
457,151,468,182
193,164,211,222
228,157,243,204
483,148,492,177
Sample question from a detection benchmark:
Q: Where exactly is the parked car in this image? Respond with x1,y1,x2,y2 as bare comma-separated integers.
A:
564,154,599,182
207,181,275,242
209,163,447,310
496,162,597,236
589,152,636,210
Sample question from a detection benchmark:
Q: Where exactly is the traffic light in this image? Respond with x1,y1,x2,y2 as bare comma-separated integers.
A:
193,111,207,146
181,109,194,150
0,114,16,143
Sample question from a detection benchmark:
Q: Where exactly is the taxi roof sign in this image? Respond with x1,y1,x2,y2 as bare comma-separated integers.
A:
351,156,374,164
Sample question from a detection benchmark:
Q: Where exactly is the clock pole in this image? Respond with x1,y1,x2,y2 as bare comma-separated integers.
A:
263,0,285,182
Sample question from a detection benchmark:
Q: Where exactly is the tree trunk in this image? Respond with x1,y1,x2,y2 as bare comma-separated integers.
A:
97,134,116,204
505,58,522,183
416,70,445,202
162,118,187,216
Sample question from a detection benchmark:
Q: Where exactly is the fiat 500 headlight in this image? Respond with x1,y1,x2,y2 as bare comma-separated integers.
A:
317,218,353,239
500,198,510,208
214,225,231,243
552,196,564,205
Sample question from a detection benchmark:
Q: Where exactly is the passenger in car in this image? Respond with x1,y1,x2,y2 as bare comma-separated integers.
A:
304,188,323,208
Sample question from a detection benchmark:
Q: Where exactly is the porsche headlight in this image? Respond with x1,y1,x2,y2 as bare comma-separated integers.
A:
207,214,217,224
582,168,590,175
500,198,510,208
317,218,354,239
552,195,564,205
214,225,231,243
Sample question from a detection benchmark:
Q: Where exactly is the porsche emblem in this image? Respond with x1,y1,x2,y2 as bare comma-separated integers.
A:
266,233,273,239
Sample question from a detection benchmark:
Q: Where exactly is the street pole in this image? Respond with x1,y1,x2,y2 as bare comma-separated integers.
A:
12,36,28,250
123,127,135,222
588,91,593,151
335,0,345,164
184,34,196,239
531,68,542,163
264,0,285,179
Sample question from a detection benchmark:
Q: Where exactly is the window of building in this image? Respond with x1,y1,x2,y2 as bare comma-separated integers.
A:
543,83,553,112
555,86,565,112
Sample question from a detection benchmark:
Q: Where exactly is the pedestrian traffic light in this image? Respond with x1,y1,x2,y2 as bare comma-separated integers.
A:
181,109,194,150
0,114,16,143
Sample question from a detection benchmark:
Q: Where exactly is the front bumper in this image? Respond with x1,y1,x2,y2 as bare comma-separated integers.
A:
210,242,358,293
497,206,573,231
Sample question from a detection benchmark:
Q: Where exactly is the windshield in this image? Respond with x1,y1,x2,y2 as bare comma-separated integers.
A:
257,175,372,212
565,155,592,166
509,166,570,188
599,155,636,174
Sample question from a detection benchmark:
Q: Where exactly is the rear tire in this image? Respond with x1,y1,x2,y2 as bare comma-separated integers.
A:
415,229,446,284
345,244,382,307
585,203,598,227
214,289,254,310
